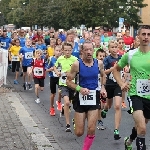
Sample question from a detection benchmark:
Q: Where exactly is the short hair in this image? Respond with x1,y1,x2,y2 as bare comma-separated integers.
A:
117,38,123,42
80,40,94,50
108,40,118,48
55,45,62,50
62,42,73,49
138,25,150,34
96,48,106,57
67,30,75,36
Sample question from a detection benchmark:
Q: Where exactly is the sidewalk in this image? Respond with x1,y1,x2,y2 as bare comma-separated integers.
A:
0,85,55,150
0,91,37,150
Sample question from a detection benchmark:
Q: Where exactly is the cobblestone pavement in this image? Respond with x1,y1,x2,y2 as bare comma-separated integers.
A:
0,92,37,150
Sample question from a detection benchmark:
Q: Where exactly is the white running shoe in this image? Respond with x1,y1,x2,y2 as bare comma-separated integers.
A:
35,98,40,104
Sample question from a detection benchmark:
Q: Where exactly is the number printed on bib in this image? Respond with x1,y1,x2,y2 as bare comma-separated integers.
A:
1,42,6,47
60,72,67,84
34,67,43,76
125,45,130,51
79,90,96,105
136,79,150,95
25,52,33,59
11,56,19,61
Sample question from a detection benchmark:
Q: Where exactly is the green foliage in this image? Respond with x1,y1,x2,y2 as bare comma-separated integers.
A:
0,0,148,29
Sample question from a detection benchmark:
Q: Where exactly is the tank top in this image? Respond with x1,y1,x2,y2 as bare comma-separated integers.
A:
78,59,100,90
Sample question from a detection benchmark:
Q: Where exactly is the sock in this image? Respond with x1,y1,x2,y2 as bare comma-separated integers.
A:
130,127,137,141
82,135,95,150
136,135,146,150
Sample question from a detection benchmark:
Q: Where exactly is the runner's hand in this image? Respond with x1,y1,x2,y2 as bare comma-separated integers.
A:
120,82,130,92
56,72,61,77
100,88,107,98
80,88,90,96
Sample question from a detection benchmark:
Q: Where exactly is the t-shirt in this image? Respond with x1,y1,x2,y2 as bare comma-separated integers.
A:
10,45,21,61
55,55,78,86
19,46,34,66
123,36,134,51
46,56,58,77
47,47,54,57
118,49,150,100
104,55,122,85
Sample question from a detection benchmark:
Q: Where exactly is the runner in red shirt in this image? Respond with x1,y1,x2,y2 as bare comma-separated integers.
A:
123,29,134,51
117,38,127,109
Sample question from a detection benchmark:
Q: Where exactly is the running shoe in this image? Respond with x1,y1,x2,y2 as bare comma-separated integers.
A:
23,83,27,90
101,110,107,118
56,101,62,111
50,107,55,116
66,124,71,132
97,120,105,130
114,129,121,140
35,98,40,104
28,84,33,90
14,80,19,85
124,137,133,150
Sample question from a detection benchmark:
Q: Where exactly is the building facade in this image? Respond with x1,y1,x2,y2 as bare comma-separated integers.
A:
140,0,150,25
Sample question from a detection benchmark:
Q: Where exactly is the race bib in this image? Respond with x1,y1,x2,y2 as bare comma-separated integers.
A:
109,72,116,82
53,68,61,77
25,52,33,59
34,67,43,76
136,79,150,96
125,45,130,51
1,42,6,47
79,90,96,105
60,72,67,84
11,55,19,61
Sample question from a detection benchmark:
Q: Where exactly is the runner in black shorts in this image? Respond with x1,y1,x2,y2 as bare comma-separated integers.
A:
101,40,122,140
46,45,62,116
113,25,150,150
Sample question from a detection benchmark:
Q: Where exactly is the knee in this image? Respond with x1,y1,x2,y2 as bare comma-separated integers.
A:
114,104,121,110
87,126,95,135
64,101,70,106
75,130,84,137
137,124,146,135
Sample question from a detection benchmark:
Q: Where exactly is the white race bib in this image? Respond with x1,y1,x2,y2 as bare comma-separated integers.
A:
11,55,19,61
60,72,67,84
136,79,150,96
34,67,43,76
53,68,61,77
125,45,130,51
79,90,96,105
1,42,6,47
25,52,33,59
109,72,116,82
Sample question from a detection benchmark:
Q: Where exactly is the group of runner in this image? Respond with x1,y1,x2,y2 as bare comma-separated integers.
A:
0,25,149,150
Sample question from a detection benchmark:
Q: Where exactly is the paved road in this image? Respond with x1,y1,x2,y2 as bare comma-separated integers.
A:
7,70,150,150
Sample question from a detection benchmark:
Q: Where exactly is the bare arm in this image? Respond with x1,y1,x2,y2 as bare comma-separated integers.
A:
98,60,106,88
113,64,124,87
104,67,114,75
53,66,61,76
66,60,79,90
